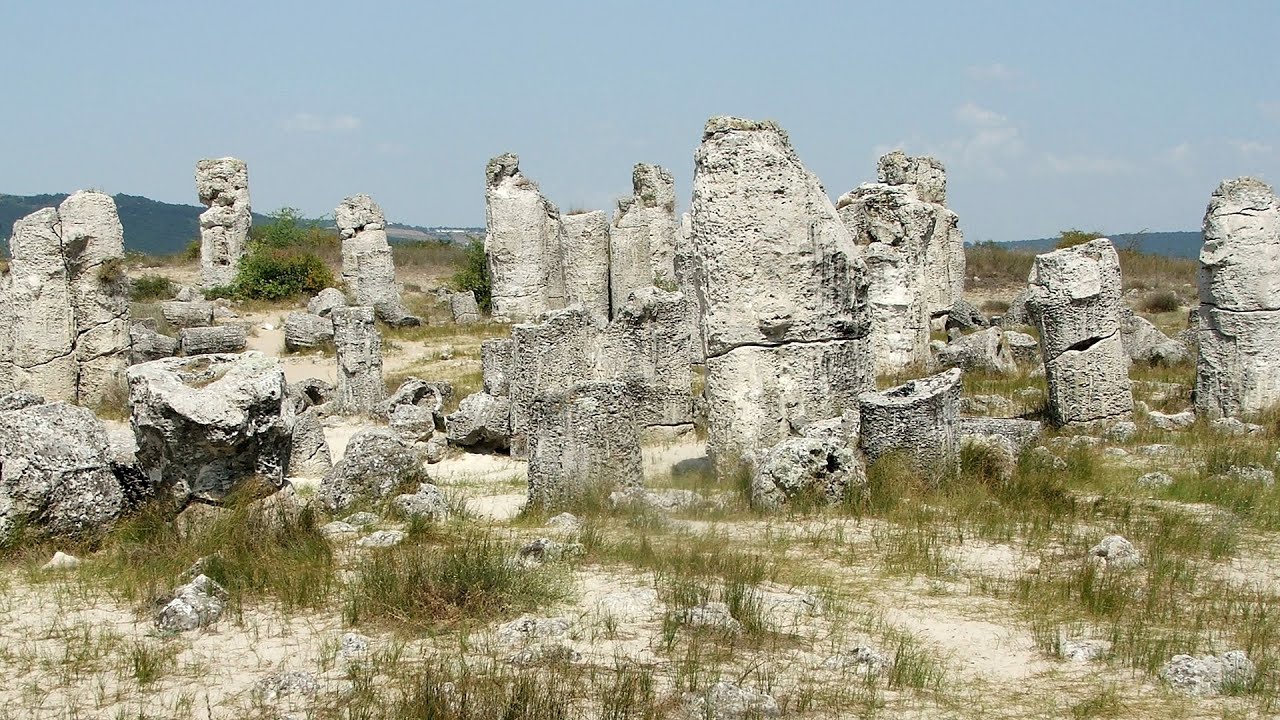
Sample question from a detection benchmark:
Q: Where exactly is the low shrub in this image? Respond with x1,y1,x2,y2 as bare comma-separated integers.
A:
1138,289,1181,314
452,236,491,312
233,248,335,301
129,273,175,301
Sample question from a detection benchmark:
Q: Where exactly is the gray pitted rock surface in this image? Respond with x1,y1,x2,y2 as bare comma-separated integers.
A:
331,306,385,415
484,153,565,323
336,194,419,327
859,368,962,476
611,163,678,315
526,380,642,510
751,436,866,510
283,312,334,352
319,429,423,512
560,211,612,325
179,325,248,356
196,158,251,288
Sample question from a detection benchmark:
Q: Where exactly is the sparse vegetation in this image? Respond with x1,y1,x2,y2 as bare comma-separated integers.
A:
128,273,175,302
451,236,491,312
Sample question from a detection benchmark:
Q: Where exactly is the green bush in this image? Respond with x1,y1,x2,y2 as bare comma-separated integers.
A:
129,273,175,301
1139,289,1181,314
452,236,491,312
1055,229,1105,250
234,248,335,301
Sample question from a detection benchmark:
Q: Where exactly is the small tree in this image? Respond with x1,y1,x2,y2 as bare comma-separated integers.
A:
232,208,337,300
452,236,491,312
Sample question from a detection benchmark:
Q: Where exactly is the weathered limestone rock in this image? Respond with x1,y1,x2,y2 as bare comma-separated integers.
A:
319,429,423,512
7,193,131,405
932,327,1016,374
1027,239,1133,426
560,211,612,325
375,377,452,426
526,380,642,509
877,150,947,204
1121,309,1190,366
751,436,866,510
692,118,873,471
156,574,227,632
444,392,512,450
179,325,248,355
449,291,481,325
336,194,419,327
484,153,565,322
946,298,988,334
196,158,251,288
1004,330,1040,365
482,338,514,396
288,407,331,477
999,289,1033,328
60,192,130,407
1160,651,1256,697
127,352,293,508
859,368,962,476
610,163,678,315
1194,178,1280,418
958,417,1042,454
283,312,334,352
129,322,179,365
161,300,215,328
331,307,385,415
307,288,347,317
0,402,127,544
595,287,693,428
836,183,931,372
509,307,600,455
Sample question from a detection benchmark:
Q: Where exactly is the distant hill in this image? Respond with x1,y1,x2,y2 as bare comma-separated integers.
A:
0,193,480,256
993,231,1202,259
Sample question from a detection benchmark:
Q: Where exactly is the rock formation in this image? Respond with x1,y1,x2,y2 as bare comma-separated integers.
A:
283,312,335,351
836,151,965,373
1194,178,1280,418
196,158,251,288
127,352,293,508
4,191,130,405
484,153,565,323
691,117,873,472
751,436,865,510
450,291,481,325
1027,238,1133,426
595,287,693,429
179,325,248,355
508,307,600,456
610,164,678,313
319,429,423,512
932,326,1017,374
336,194,419,327
560,211,612,326
526,380,642,509
859,368,962,477
331,306,385,414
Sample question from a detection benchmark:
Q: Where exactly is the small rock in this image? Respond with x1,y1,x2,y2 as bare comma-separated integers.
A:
507,642,580,665
821,645,886,674
1219,464,1276,487
1160,651,1256,697
1137,471,1174,490
41,551,81,571
517,537,584,565
253,670,319,703
1060,639,1111,662
342,512,380,528
684,681,780,720
358,530,406,548
545,512,582,534
1147,410,1195,431
319,521,359,539
1030,446,1068,471
496,614,572,646
339,632,371,660
392,483,450,521
1088,535,1141,570
155,574,227,632
1210,417,1264,436
1104,421,1137,443
678,602,743,635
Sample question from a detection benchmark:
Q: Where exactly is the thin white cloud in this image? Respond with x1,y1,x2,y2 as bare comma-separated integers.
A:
1041,153,1134,176
1157,142,1195,175
1230,139,1274,158
965,63,1019,82
281,113,362,133
947,103,1024,177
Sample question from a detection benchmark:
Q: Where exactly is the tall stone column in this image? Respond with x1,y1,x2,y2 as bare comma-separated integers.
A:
484,153,565,323
332,306,386,415
336,194,420,327
560,210,612,326
8,207,76,401
1195,177,1280,418
196,157,251,289
610,163,677,313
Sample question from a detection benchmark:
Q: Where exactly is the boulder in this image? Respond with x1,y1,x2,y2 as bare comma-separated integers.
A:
957,417,1042,454
283,312,334,352
129,322,179,365
481,338,514,396
1160,651,1256,697
751,436,866,510
1004,330,1040,365
161,300,215,329
288,407,331,478
444,392,512,450
392,482,450,521
127,352,293,507
932,326,1016,374
945,298,988,333
307,288,347,317
155,574,227,632
319,429,423,512
375,377,453,425
449,291,481,325
179,324,248,355
859,368,962,476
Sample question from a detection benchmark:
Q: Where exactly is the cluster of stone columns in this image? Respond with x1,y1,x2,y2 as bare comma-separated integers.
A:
0,191,130,406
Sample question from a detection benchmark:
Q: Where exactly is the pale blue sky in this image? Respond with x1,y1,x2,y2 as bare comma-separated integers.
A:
2,1,1277,241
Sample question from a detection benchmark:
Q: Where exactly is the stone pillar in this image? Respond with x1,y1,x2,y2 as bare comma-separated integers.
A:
1195,177,1280,418
1027,238,1133,426
60,191,130,406
610,163,677,315
331,306,385,414
596,287,693,428
876,150,965,315
196,158,251,289
859,368,962,477
526,380,642,510
484,153,565,323
0,271,13,394
336,194,420,327
560,210,612,326
9,208,79,401
691,117,873,473
508,307,599,456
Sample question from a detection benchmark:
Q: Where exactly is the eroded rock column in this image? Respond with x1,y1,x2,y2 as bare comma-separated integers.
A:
196,158,251,289
331,306,386,414
859,368,962,477
611,163,678,313
526,380,642,510
1195,178,1280,418
508,307,600,456
484,153,565,323
596,286,693,429
876,151,965,315
560,210,612,326
336,194,419,327
691,117,873,472
1027,238,1133,426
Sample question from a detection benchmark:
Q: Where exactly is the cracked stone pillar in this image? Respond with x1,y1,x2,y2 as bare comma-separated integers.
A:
526,380,642,510
596,286,693,429
336,194,420,327
331,306,386,414
508,307,600,457
877,151,964,315
560,210,612,326
1195,177,1280,418
0,269,14,394
1027,238,1133,426
484,153,565,323
610,163,678,314
859,368,962,477
196,158,251,289
691,117,873,473
8,208,77,401
60,191,130,407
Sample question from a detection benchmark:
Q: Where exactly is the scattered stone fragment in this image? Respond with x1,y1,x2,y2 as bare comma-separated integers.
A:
336,194,419,326
319,521,358,539
545,512,581,533
1004,330,1040,365
821,645,887,674
161,300,215,329
0,390,45,412
155,574,227,632
516,537,583,565
859,368,962,476
1060,639,1111,663
507,642,581,666
496,615,572,646
196,158,251,288
319,429,423,512
684,681,780,720
1104,421,1137,443
376,377,453,425
751,436,866,510
41,551,81,571
253,670,319,703
179,324,247,355
308,288,347,317
129,322,179,365
358,530,406,548
1210,417,1263,436
1218,464,1276,487
1147,410,1195,430
450,291,481,325
1088,534,1141,570
678,602,743,635
392,483,450,521
444,392,512,450
288,407,332,477
1160,651,1256,697
283,312,334,352
339,632,371,660
932,327,1016,374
